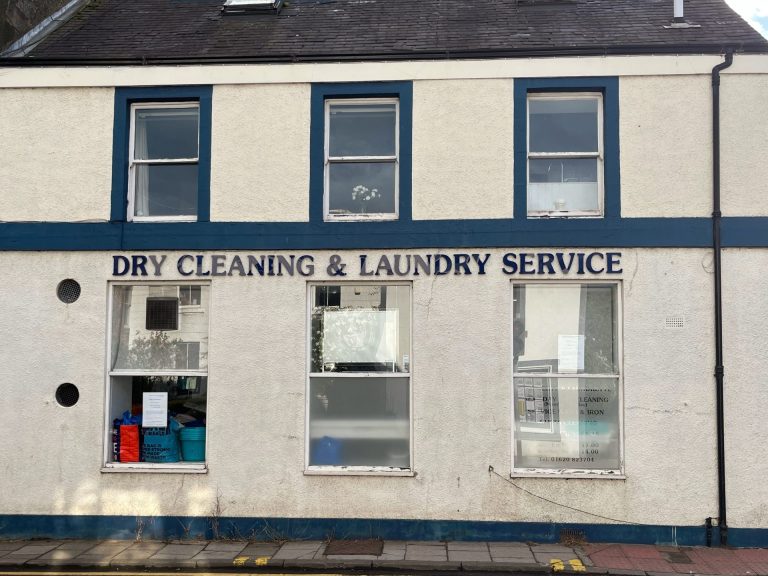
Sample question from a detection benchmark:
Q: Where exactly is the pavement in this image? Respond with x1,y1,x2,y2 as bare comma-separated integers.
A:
1,538,768,574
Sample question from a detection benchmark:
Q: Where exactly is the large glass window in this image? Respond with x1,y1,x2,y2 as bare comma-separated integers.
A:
308,284,411,471
527,94,603,217
512,283,621,474
324,99,399,221
106,284,209,468
128,103,200,221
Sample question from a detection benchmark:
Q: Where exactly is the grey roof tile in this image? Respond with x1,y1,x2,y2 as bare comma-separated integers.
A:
10,0,768,63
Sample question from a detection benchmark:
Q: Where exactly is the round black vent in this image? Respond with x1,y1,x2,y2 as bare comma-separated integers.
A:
57,279,81,304
55,383,80,407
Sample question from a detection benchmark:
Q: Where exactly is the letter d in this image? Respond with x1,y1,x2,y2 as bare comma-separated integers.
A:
112,255,130,276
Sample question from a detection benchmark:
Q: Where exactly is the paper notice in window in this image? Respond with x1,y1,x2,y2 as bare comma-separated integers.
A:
558,335,585,373
142,392,168,427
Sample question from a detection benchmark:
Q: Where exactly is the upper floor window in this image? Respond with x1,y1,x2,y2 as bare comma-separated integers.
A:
325,99,399,221
514,77,619,220
310,82,413,223
128,103,200,221
111,86,212,223
527,93,603,217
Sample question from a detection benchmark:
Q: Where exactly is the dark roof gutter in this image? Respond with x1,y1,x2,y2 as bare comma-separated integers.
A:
1,42,766,67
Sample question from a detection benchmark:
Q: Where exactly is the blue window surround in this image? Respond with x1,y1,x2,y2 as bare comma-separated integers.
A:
310,82,413,223
514,77,620,220
110,86,213,223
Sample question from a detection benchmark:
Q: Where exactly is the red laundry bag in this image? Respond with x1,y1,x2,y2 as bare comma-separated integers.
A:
119,424,140,462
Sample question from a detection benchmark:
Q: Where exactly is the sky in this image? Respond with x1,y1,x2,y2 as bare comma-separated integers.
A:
724,0,768,38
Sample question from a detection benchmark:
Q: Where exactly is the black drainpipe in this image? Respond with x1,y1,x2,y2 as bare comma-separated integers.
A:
711,48,733,547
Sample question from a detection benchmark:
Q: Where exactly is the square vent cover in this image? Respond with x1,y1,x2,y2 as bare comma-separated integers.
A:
665,315,685,329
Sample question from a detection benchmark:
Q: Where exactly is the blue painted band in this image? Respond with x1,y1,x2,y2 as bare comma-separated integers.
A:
310,81,414,223
2,514,761,546
0,217,727,250
111,86,213,223
514,77,621,220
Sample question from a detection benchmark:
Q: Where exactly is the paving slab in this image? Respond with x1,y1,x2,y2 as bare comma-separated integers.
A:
534,551,585,563
533,544,580,554
325,554,380,560
447,541,491,551
152,543,206,557
406,546,449,561
448,550,493,562
39,548,96,560
144,557,198,568
202,541,248,552
490,553,538,563
0,543,27,552
193,550,243,561
6,543,60,556
272,541,324,560
240,542,280,555
489,541,531,548
0,556,41,565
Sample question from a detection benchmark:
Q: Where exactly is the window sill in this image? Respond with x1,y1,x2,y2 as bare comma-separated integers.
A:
101,462,207,474
511,469,625,479
527,212,604,219
305,466,415,477
325,214,399,222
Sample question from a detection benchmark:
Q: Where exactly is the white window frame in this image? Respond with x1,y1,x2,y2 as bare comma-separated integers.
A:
510,280,624,478
323,98,400,222
305,282,414,476
102,281,210,473
127,102,200,223
527,92,604,219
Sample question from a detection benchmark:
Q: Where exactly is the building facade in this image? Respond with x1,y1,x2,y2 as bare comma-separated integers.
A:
1,0,767,545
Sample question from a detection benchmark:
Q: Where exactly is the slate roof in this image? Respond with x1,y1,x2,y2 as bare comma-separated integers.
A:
7,0,768,64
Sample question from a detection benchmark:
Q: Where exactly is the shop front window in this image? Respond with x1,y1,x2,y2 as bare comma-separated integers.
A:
307,283,411,473
512,282,622,475
106,283,209,469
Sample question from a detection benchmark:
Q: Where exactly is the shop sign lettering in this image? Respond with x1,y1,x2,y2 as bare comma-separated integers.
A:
112,251,622,278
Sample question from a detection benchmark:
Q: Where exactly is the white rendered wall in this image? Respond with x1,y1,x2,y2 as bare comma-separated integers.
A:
619,75,712,218
722,249,768,528
412,80,514,220
0,87,113,222
210,84,311,222
0,68,767,223
0,248,739,527
721,75,768,217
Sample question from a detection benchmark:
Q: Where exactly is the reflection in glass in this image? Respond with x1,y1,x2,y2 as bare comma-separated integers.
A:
328,162,396,216
111,285,209,372
329,103,397,157
529,98,598,153
134,108,199,160
513,284,617,375
134,164,198,217
310,285,410,373
514,377,620,470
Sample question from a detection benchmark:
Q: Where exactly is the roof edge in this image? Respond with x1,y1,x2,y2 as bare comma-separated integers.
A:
1,0,91,58
2,42,768,67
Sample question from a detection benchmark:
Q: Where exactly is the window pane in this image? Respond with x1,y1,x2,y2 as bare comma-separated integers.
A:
529,98,598,153
513,284,618,374
108,375,207,463
309,376,409,468
134,164,198,217
134,107,199,160
329,103,397,157
528,158,599,213
311,285,411,373
328,162,396,216
111,285,209,371
514,377,620,470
